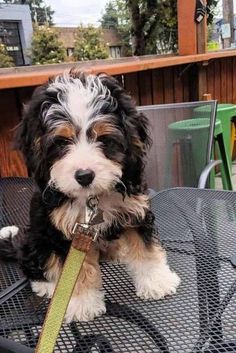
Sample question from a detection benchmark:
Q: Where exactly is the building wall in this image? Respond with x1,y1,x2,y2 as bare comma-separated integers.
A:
55,26,124,59
0,4,33,65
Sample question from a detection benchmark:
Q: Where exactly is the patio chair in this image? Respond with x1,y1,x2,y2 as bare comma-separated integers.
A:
0,177,236,353
138,101,233,191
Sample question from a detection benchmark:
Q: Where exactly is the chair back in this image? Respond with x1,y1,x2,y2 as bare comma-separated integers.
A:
138,100,217,190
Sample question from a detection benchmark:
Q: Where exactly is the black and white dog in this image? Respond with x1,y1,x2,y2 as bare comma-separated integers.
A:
0,70,180,322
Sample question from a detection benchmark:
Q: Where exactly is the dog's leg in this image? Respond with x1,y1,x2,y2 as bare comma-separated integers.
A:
106,229,180,299
65,244,105,322
31,253,62,298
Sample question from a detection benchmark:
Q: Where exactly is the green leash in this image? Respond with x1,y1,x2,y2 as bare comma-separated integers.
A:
35,197,100,353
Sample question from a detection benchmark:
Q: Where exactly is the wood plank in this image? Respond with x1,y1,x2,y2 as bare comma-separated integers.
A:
196,0,207,54
183,68,190,102
138,71,153,106
232,57,236,104
206,61,215,98
221,58,227,103
173,66,184,103
214,59,221,102
198,63,208,100
124,72,140,105
2,50,236,89
0,89,28,177
163,68,174,103
177,0,197,55
151,69,164,104
226,57,233,103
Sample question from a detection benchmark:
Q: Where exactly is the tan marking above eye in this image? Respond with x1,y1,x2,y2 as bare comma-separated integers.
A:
92,121,119,138
53,125,76,139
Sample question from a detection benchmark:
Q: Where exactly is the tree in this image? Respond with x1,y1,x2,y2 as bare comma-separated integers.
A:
101,0,219,56
73,25,109,61
31,25,66,65
101,0,178,55
0,44,14,68
126,0,177,55
2,0,54,25
100,1,118,29
100,0,132,56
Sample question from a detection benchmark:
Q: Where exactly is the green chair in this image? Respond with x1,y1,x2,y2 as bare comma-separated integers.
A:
195,103,236,173
167,118,232,190
137,101,233,191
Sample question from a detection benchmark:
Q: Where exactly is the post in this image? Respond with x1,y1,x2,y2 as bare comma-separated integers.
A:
177,0,197,55
197,0,207,53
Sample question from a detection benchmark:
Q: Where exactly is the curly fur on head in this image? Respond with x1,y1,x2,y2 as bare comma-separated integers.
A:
16,70,151,199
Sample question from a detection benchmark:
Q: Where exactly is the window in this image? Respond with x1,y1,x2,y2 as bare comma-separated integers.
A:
109,46,121,58
0,21,24,65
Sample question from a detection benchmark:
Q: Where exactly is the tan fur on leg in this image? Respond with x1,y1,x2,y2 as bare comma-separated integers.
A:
32,244,105,322
104,228,180,299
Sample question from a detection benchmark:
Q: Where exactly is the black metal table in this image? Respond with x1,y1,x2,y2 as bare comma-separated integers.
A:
0,178,236,353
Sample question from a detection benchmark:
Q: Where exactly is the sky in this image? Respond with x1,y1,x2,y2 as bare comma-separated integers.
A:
45,0,236,27
45,0,108,27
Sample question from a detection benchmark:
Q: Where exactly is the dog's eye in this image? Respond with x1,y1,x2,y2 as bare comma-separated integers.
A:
53,136,73,147
98,135,123,149
98,135,125,162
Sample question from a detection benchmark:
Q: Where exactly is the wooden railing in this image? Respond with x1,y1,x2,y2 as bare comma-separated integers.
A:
1,51,236,177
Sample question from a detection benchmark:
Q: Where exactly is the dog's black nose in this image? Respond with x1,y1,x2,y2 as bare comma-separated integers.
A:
74,169,95,187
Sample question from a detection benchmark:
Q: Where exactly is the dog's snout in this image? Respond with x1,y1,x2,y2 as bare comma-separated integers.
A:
74,169,95,187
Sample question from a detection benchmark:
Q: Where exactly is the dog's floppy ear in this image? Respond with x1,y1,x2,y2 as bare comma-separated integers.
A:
98,74,151,194
16,84,49,186
120,108,151,194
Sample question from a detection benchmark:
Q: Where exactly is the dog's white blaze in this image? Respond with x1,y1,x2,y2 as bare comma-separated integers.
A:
50,138,122,198
44,73,116,131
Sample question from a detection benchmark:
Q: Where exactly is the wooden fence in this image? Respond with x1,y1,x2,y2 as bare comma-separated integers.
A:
1,53,236,180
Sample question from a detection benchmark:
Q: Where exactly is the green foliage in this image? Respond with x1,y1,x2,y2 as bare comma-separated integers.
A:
31,25,66,65
101,0,219,56
2,0,54,25
207,40,220,51
101,0,177,55
0,44,14,68
146,0,178,55
100,1,118,29
73,25,109,61
101,0,132,56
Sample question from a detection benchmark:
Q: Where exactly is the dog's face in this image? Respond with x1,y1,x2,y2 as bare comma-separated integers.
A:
17,71,150,201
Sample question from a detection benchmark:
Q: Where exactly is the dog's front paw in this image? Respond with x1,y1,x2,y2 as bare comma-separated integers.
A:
31,281,55,298
65,289,106,323
135,264,180,300
0,225,19,239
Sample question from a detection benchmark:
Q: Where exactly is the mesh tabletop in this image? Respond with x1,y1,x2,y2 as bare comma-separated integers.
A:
0,178,236,353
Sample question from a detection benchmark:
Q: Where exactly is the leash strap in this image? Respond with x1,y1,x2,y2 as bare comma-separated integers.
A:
35,231,95,353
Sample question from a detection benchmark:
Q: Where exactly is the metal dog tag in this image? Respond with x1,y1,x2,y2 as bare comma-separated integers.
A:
85,196,104,226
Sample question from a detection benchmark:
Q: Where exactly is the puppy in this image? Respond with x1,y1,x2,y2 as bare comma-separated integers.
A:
0,70,180,322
